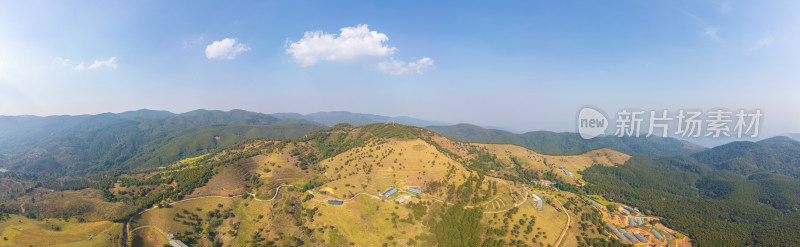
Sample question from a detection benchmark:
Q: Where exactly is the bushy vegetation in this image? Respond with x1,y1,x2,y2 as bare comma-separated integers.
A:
0,109,324,177
583,155,800,246
431,205,483,247
427,123,705,156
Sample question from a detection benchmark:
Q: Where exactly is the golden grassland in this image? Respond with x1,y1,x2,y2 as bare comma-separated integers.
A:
125,128,638,246
7,188,132,221
477,144,630,184
317,139,473,199
130,197,242,247
311,195,425,246
0,215,123,247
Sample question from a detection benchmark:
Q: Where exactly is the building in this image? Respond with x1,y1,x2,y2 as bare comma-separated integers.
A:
605,222,628,242
620,229,637,243
381,188,398,197
589,200,603,208
167,233,174,239
327,200,343,205
637,217,644,225
632,231,647,242
561,168,574,176
407,187,422,194
628,217,635,226
651,229,664,240
531,193,543,208
168,240,189,247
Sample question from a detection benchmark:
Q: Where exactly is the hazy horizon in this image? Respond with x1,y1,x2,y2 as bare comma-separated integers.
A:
1,1,798,135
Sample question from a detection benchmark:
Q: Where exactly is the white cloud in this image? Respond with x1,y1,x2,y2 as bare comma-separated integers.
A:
183,36,205,49
205,38,251,60
53,57,70,66
74,57,117,70
89,57,117,69
286,24,397,66
753,38,774,49
286,24,433,75
703,27,721,41
378,57,434,75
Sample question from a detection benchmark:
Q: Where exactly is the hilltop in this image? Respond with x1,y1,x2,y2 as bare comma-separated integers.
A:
427,123,706,157
119,123,638,246
272,111,449,127
0,118,714,246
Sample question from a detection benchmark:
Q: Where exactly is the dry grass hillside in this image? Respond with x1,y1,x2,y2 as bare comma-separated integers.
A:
125,123,636,246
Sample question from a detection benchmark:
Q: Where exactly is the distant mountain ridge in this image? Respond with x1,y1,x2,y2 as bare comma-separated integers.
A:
0,109,326,176
691,136,800,178
426,123,706,157
271,111,449,127
787,133,800,142
582,135,800,246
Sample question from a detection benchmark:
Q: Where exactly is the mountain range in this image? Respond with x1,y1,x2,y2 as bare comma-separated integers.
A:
271,111,449,127
0,109,799,246
426,123,707,157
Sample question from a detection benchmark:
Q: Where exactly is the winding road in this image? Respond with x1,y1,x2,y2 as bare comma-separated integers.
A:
122,185,543,246
550,194,572,247
122,184,295,247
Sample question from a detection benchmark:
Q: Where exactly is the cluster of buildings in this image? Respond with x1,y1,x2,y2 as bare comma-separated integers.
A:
601,203,670,245
327,187,423,206
628,216,646,226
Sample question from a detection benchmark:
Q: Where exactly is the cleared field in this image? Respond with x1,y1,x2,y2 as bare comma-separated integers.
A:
484,189,566,246
0,215,123,247
478,144,630,184
188,156,256,198
130,226,167,247
130,197,241,247
317,140,473,200
6,188,132,221
310,195,425,246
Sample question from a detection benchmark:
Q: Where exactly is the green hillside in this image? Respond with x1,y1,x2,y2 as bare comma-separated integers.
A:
691,136,800,178
272,111,449,127
582,138,800,246
0,109,326,177
427,123,706,156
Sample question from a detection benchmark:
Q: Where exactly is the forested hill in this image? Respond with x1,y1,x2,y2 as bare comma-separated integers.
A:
426,123,706,156
271,111,449,127
0,109,325,176
691,136,800,178
582,137,800,246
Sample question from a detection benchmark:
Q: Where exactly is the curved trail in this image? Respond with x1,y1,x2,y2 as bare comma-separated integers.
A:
306,190,380,202
483,188,528,214
123,185,533,246
123,184,294,247
550,195,572,247
129,225,170,241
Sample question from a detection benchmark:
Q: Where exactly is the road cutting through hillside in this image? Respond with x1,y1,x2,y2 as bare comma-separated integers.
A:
124,185,561,246
550,195,572,247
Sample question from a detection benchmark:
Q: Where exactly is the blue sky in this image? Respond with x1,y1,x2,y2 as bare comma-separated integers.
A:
0,0,798,135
